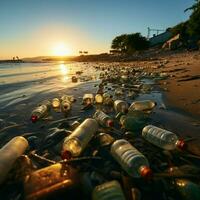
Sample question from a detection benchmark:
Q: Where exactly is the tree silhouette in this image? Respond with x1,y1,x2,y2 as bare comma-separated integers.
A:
187,0,200,38
111,33,149,54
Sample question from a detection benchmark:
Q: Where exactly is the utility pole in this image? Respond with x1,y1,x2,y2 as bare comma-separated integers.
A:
147,27,165,39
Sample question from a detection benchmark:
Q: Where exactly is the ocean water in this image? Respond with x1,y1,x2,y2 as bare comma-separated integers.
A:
0,62,199,148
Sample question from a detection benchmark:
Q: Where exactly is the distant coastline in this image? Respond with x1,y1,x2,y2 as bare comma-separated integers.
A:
0,49,195,64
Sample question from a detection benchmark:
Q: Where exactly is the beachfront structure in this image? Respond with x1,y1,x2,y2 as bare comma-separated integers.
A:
149,31,172,46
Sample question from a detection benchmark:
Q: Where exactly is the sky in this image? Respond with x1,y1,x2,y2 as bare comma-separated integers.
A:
0,0,194,59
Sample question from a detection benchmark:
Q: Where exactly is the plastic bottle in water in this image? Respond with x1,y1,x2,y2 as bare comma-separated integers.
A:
142,125,186,150
0,136,29,184
31,100,51,123
93,110,114,128
95,94,103,104
92,180,126,200
114,100,128,114
128,100,156,112
61,99,71,113
83,94,94,105
52,98,60,108
119,114,147,132
62,118,98,159
102,93,113,105
61,95,75,103
111,139,152,178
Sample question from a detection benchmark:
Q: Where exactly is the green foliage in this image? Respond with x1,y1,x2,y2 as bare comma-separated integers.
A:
187,0,200,38
170,22,189,41
111,33,149,54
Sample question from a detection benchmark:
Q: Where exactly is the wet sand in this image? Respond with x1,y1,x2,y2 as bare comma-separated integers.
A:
127,51,200,118
0,58,199,148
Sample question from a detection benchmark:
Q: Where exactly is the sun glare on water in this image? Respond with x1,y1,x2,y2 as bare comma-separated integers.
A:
53,43,72,56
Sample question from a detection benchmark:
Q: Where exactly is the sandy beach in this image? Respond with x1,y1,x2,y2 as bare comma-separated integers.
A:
123,51,200,118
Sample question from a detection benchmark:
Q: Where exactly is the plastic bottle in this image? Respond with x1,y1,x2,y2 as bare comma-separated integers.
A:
95,94,103,104
93,110,114,128
114,100,128,114
83,94,94,105
31,100,51,123
61,95,75,103
111,139,151,178
119,114,147,132
0,136,29,184
52,98,60,108
92,180,126,200
102,93,113,105
61,99,71,113
128,100,156,112
142,125,186,150
97,133,115,147
62,118,98,159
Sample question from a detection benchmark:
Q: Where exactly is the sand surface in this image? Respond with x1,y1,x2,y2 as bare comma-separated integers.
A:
129,51,200,118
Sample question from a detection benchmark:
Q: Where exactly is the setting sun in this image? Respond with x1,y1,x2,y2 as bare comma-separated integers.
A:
53,43,72,56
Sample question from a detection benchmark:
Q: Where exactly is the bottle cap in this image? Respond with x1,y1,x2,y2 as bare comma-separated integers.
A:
140,166,152,178
107,119,114,127
61,150,72,160
31,115,38,123
176,139,186,150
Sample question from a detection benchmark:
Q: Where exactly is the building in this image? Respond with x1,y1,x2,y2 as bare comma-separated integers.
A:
149,31,172,46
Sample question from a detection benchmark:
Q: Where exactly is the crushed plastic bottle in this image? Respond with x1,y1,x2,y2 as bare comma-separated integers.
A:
93,110,114,128
142,125,186,150
52,98,60,108
83,94,94,105
31,100,51,123
62,118,98,159
0,136,29,184
95,94,103,104
111,139,152,178
92,180,126,200
128,100,156,112
24,163,80,200
114,100,128,114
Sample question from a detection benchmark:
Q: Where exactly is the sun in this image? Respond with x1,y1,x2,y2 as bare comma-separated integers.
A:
53,43,72,56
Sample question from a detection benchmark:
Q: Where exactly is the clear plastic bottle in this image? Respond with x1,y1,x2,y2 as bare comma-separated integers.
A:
61,99,71,113
128,100,156,112
92,180,126,200
61,95,75,103
142,125,186,150
0,136,29,184
97,133,115,147
93,110,114,128
62,118,98,159
95,94,103,104
114,100,128,114
31,100,51,123
111,139,151,178
83,94,94,105
52,98,60,108
102,93,113,105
